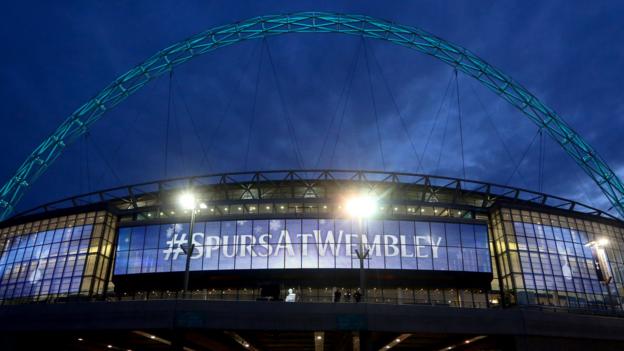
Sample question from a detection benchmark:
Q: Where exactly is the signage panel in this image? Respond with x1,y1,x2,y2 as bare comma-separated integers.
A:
114,219,491,274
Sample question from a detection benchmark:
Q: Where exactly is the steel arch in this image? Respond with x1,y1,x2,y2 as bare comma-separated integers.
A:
1,12,623,221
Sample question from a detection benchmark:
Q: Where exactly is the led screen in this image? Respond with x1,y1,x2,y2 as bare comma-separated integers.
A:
513,222,608,295
114,219,491,275
0,225,92,299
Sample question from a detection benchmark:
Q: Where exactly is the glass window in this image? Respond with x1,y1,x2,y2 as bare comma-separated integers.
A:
365,220,383,269
266,219,283,269
129,226,146,251
235,220,252,270
250,220,268,269
475,225,488,249
400,221,417,269
143,225,160,249
301,219,318,269
460,224,476,248
318,219,335,269
219,221,237,270
443,224,459,248
117,228,131,252
448,247,463,271
433,246,448,271
384,221,401,269
334,219,352,269
285,220,302,269
476,249,490,272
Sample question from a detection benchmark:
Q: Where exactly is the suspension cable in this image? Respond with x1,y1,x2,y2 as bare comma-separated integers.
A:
170,78,186,170
538,129,544,192
455,69,466,179
90,112,142,188
315,40,362,169
265,40,306,169
85,134,91,194
243,39,266,170
368,40,423,172
164,70,173,178
172,75,213,171
467,79,531,188
201,40,263,172
329,42,362,168
504,129,541,186
435,83,453,175
85,132,122,184
363,38,387,171
416,72,455,173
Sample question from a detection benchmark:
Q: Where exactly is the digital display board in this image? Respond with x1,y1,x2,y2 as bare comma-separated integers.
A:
0,225,92,299
113,219,491,275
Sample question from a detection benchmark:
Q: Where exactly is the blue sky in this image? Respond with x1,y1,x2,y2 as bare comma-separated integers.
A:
0,1,623,214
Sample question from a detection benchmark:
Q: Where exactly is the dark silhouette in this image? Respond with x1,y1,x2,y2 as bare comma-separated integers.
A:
334,289,342,302
354,289,362,303
345,289,352,302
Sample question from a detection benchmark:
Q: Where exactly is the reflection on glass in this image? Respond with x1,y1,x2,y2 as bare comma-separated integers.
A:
112,220,491,275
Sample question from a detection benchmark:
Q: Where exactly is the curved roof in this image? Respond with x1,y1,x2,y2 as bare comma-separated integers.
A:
6,170,618,223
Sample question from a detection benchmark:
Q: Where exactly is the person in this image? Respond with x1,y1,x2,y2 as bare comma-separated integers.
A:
345,289,352,302
285,288,296,302
334,289,342,302
354,288,362,303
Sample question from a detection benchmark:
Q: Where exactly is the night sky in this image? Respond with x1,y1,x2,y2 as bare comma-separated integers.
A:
1,1,623,215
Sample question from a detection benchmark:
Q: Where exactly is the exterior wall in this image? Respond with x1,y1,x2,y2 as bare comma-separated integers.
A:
491,207,623,310
0,211,116,302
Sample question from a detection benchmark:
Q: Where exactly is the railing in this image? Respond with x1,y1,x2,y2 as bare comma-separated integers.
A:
3,291,624,318
0,291,495,310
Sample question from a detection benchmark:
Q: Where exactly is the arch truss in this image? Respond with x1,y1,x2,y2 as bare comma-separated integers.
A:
1,12,623,220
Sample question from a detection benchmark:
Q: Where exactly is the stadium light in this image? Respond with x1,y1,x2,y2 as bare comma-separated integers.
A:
345,194,378,218
178,192,197,210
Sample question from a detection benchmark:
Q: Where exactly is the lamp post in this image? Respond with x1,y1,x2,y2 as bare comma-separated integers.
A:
345,194,377,303
178,192,206,297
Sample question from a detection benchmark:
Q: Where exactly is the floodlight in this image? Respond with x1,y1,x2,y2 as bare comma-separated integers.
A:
178,192,197,210
345,194,378,218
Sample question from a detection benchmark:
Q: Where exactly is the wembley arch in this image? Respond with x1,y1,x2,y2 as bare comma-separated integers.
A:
1,12,623,221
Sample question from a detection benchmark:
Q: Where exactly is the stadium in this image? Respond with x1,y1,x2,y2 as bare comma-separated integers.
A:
2,12,624,351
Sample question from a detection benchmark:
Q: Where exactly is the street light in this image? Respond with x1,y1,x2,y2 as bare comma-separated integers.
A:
177,191,206,297
345,194,378,303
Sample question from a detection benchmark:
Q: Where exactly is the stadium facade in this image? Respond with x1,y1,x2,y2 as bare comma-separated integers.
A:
1,170,624,350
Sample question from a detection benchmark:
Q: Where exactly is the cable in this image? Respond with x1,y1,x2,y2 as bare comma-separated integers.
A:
363,38,387,171
164,70,173,178
468,80,531,187
170,79,185,170
315,40,363,169
265,40,306,169
243,39,266,170
368,40,423,172
200,40,263,172
455,69,466,179
85,134,91,194
329,42,362,168
504,129,541,186
85,132,122,184
90,112,143,188
538,129,544,192
435,86,453,174
416,72,455,173
172,75,213,171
